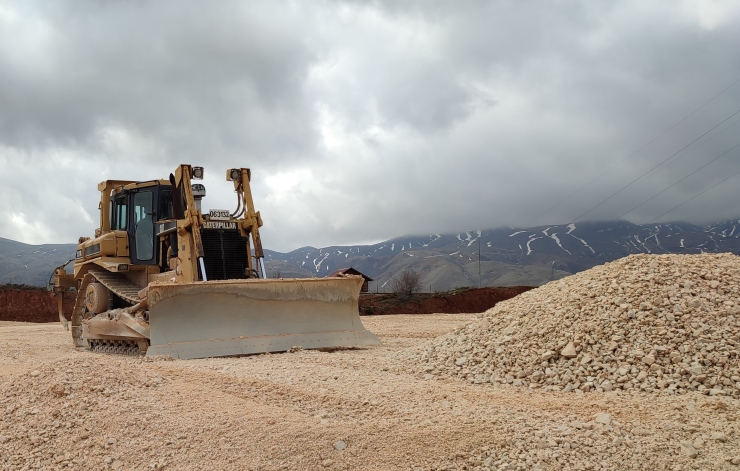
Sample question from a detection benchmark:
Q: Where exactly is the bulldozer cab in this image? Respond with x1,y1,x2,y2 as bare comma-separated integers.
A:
111,182,173,266
111,178,252,281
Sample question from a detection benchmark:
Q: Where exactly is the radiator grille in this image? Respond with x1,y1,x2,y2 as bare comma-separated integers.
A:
199,229,249,281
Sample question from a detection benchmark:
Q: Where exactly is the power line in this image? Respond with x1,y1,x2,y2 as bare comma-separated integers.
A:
637,114,740,180
614,140,740,220
524,76,740,227
646,167,740,223
571,106,740,222
601,114,740,222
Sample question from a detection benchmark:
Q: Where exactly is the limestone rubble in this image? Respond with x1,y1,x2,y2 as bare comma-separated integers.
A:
405,253,740,396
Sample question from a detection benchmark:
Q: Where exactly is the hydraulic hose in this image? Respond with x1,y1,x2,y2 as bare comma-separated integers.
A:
47,258,74,291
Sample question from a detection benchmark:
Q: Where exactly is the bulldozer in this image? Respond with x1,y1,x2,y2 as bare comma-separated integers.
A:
52,164,379,359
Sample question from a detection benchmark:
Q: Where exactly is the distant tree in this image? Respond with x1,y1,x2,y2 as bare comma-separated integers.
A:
270,269,282,279
389,268,422,299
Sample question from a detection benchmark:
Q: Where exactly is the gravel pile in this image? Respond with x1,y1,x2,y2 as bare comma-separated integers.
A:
405,253,740,396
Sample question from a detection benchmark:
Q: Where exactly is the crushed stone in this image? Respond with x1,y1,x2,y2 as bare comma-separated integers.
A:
402,254,740,397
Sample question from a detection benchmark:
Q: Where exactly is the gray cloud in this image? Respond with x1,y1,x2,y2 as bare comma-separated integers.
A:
1,0,740,250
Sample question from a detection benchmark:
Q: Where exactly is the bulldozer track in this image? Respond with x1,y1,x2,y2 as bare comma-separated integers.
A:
69,269,145,350
88,339,144,356
88,268,141,305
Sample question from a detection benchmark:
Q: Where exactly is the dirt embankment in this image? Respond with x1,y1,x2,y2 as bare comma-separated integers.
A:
0,285,531,321
0,288,74,322
359,286,534,315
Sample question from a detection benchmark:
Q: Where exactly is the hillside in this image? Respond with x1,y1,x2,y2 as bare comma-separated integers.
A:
0,238,76,286
4,219,740,289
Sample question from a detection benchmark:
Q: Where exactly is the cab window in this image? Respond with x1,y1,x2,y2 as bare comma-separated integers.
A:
133,191,154,261
159,189,174,220
112,195,127,230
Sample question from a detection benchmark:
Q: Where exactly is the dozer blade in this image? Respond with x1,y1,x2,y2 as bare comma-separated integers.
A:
145,276,380,359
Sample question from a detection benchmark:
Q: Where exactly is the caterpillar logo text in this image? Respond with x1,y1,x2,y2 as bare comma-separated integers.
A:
203,221,237,230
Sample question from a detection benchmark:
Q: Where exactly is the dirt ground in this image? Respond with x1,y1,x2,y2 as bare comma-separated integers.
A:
1,316,739,471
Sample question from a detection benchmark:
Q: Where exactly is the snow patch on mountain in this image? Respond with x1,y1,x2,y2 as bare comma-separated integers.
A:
569,234,596,255
548,233,571,255
313,253,330,272
526,237,542,255
457,231,476,246
634,235,651,253
647,233,661,249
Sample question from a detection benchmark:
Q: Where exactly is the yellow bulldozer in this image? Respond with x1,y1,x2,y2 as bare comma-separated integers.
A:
52,164,379,359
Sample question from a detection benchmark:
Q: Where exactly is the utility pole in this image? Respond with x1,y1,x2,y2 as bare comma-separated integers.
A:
478,234,482,288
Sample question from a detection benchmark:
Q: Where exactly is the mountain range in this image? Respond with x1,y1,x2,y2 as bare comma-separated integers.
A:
263,220,740,291
3,219,740,289
265,220,740,291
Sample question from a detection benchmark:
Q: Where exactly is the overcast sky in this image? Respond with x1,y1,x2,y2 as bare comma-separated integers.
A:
2,1,740,251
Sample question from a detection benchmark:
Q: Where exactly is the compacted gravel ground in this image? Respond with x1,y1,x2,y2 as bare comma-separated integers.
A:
1,310,739,471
